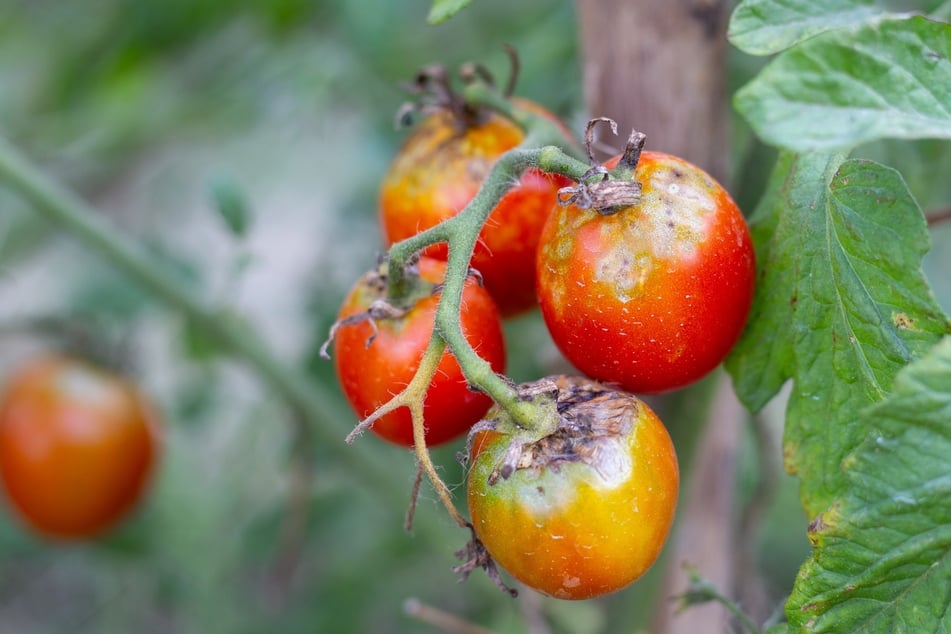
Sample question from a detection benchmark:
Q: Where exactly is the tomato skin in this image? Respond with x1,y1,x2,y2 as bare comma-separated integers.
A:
0,356,159,539
466,376,678,600
334,257,506,447
380,102,572,316
536,151,755,393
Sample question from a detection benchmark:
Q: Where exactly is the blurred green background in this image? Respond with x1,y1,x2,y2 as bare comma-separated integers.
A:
1,1,950,632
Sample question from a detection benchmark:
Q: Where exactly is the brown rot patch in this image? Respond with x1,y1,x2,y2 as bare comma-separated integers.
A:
489,376,638,484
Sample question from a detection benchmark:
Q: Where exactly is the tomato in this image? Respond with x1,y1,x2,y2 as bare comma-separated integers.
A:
379,99,573,316
466,375,679,600
536,151,755,393
333,257,506,447
0,356,159,539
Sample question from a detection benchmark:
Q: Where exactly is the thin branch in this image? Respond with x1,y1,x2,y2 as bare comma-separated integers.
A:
403,598,493,634
926,207,951,227
405,463,424,531
677,564,763,634
343,335,468,529
408,337,469,528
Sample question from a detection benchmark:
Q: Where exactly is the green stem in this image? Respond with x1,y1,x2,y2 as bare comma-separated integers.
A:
407,336,469,528
382,79,592,433
0,135,396,495
386,145,590,431
681,564,763,634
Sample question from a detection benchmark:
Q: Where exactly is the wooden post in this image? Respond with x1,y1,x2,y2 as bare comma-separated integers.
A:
576,0,730,182
576,2,740,632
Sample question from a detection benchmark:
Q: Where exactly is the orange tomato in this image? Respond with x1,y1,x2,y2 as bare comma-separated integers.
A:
466,375,679,599
0,356,159,539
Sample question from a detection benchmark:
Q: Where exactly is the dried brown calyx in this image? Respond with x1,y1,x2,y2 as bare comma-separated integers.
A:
395,46,522,130
557,118,646,214
480,375,639,485
318,258,429,359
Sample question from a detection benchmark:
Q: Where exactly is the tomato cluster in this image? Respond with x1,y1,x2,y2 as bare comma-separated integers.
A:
0,356,159,539
330,66,755,601
331,83,573,449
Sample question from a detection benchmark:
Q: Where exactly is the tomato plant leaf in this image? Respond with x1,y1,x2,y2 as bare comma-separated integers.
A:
728,0,882,56
427,0,473,24
726,151,811,413
735,16,951,151
210,178,252,238
726,153,950,517
786,336,951,631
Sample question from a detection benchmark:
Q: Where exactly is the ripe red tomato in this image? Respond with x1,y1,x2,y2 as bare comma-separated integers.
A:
0,356,160,539
466,375,679,600
536,151,755,393
333,257,506,447
379,100,573,316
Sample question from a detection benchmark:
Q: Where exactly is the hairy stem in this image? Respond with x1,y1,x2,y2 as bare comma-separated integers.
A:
387,145,590,433
409,337,469,528
680,564,764,634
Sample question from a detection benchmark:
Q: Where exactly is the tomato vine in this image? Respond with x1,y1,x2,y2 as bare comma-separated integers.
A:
336,71,668,540
0,67,677,592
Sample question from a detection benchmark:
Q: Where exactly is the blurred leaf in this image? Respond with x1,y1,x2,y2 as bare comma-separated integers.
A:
428,0,473,24
68,264,154,320
787,336,951,631
210,177,253,238
725,153,950,517
735,16,951,151
728,0,883,55
182,315,222,360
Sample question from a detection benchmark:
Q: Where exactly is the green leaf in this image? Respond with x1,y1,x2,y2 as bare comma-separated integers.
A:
210,178,252,238
786,336,951,632
735,16,951,151
427,0,472,24
728,0,882,56
725,153,950,517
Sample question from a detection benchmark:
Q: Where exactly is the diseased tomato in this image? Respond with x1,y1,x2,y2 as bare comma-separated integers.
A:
536,151,755,393
466,375,678,600
380,100,573,316
0,356,160,539
333,257,506,447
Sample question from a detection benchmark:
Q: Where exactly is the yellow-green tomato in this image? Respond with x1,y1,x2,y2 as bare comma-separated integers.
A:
466,375,679,600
